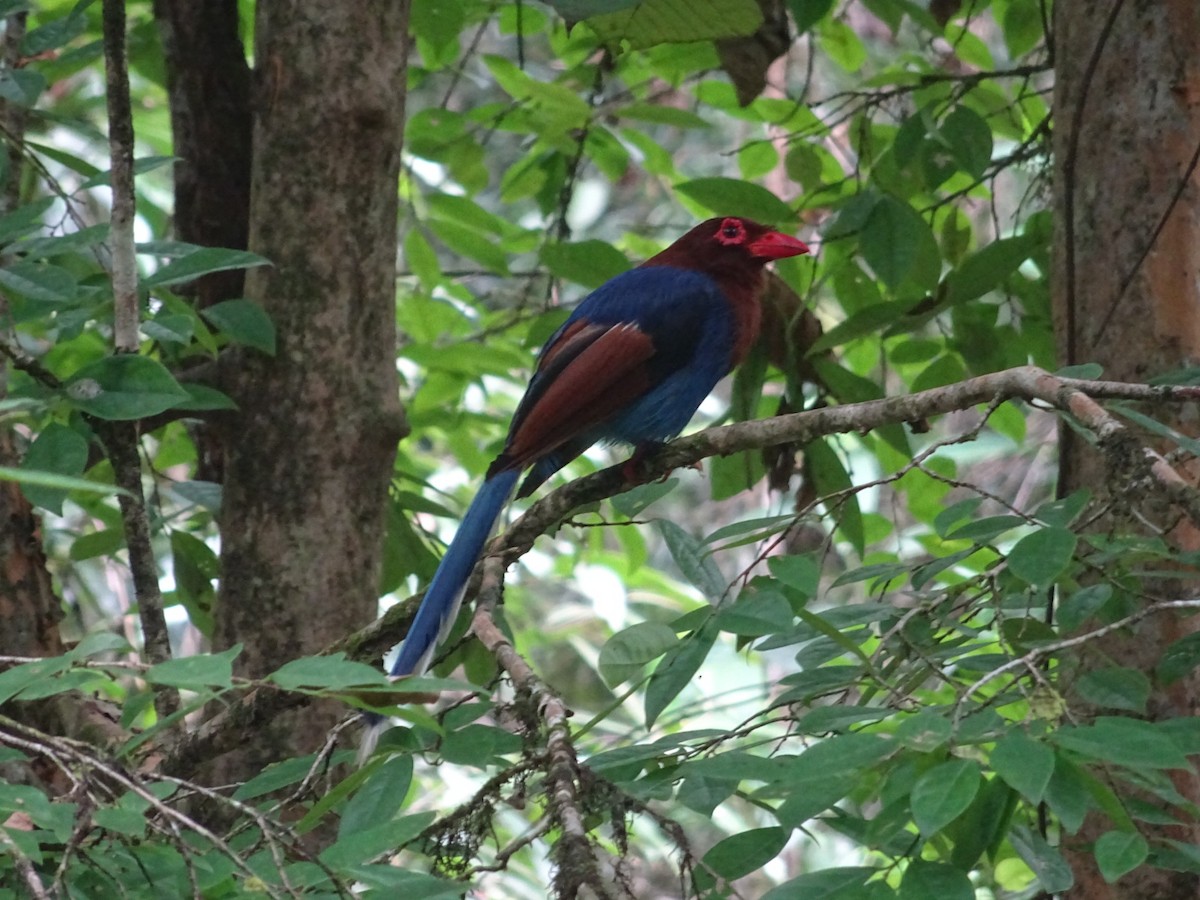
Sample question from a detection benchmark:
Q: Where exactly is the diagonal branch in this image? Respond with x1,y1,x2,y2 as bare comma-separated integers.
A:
165,365,1200,773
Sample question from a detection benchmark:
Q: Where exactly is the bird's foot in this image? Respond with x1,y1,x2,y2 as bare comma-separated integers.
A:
622,442,667,484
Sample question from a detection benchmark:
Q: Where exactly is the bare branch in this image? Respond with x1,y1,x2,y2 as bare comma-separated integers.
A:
98,0,178,716
101,0,138,352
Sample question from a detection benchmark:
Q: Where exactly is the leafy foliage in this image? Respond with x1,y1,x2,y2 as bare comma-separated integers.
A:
4,0,1199,898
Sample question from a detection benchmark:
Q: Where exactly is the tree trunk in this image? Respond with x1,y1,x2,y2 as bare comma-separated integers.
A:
1053,1,1200,896
206,0,409,783
153,0,252,311
154,0,251,487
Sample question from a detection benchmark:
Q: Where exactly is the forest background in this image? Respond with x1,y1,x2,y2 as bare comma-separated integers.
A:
3,1,1200,899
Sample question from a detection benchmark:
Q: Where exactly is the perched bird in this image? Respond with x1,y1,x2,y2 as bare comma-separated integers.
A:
389,216,809,679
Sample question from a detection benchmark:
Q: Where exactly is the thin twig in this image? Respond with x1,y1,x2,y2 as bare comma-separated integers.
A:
99,0,177,715
0,825,50,899
101,0,138,352
954,598,1200,727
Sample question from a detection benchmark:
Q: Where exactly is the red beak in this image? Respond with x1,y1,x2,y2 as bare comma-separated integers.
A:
748,230,810,260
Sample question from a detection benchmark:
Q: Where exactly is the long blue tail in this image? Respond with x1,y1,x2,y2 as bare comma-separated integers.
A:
388,469,519,677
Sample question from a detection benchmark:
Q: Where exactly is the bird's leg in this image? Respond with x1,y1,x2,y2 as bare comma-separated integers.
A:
622,441,666,484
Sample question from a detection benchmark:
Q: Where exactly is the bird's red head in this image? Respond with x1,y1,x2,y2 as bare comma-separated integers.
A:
711,216,810,260
644,216,810,273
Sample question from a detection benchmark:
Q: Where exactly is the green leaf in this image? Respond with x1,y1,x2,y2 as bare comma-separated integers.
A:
763,867,878,900
804,437,864,554
92,806,148,837
701,827,787,880
944,234,1038,304
69,633,132,660
774,771,859,828
1075,667,1151,713
65,355,190,420
338,755,413,839
20,422,88,515
339,865,462,897
1094,830,1149,883
939,107,993,179
947,776,1016,871
1003,0,1044,57
1158,631,1200,684
1057,583,1113,632
17,225,109,260
675,177,794,223
599,622,679,686
403,228,441,290
269,653,390,691
584,0,764,49
1009,824,1074,893
541,240,631,288
235,753,324,801
1033,490,1090,528
1044,755,1092,834
703,514,797,550
716,590,794,636
910,759,980,836
894,710,952,752
1054,717,1191,770
177,384,239,412
482,55,590,129
69,528,124,561
0,260,77,304
789,732,896,781
543,1,640,20
991,732,1054,803
429,218,510,273
322,813,434,869
1006,527,1077,586
142,247,270,288
201,299,276,354
170,480,223,513
805,301,909,354
410,0,465,50
788,0,834,33
79,156,178,190
24,7,88,54
145,645,240,689
860,195,928,291
768,554,820,599
899,861,972,900
657,519,726,600
818,18,867,73
0,657,70,704
0,196,53,244
644,620,717,728
944,514,1024,543
142,313,194,345
442,722,522,765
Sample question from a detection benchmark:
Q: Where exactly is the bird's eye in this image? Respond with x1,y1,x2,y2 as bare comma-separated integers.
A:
716,218,745,245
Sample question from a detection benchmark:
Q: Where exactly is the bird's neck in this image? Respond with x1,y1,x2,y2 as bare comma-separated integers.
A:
718,268,766,368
